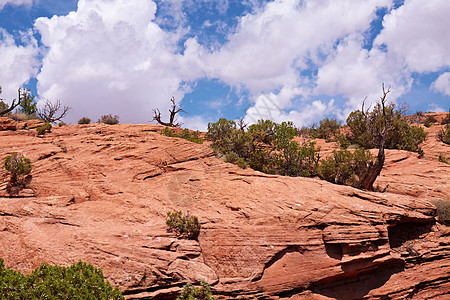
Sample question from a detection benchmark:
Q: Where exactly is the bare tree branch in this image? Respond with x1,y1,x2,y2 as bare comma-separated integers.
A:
37,100,71,124
152,97,185,127
0,88,21,117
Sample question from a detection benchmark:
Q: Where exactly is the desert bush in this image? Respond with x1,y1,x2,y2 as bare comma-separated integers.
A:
345,101,427,153
78,117,91,124
161,127,203,144
432,200,450,224
18,88,37,116
37,100,70,124
438,153,449,165
99,114,119,125
58,121,66,127
207,118,320,177
424,115,437,127
318,148,374,188
441,109,450,125
166,211,201,239
177,281,216,300
36,122,52,135
310,118,342,140
4,153,32,186
0,258,124,299
437,125,450,145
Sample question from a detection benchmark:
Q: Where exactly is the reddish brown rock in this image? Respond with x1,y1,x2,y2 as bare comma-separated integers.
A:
0,122,448,299
0,117,17,131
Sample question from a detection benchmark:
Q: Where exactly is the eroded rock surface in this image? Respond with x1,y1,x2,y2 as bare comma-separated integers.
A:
0,120,449,299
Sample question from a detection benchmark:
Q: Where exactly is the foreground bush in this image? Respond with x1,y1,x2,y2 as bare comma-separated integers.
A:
432,200,450,224
99,114,119,125
166,211,201,239
161,127,203,144
177,281,215,300
4,153,32,186
437,125,450,145
0,259,124,299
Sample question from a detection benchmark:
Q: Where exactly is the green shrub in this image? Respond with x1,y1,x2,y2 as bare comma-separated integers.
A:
4,153,32,186
177,281,215,300
441,109,450,125
207,119,320,177
346,102,427,153
98,114,119,125
78,117,91,124
36,123,52,135
166,211,201,239
437,125,450,145
438,153,449,165
318,148,375,188
161,127,203,144
432,200,450,224
0,258,124,299
310,118,342,140
424,115,437,127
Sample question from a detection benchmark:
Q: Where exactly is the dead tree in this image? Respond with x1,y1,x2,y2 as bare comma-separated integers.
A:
360,84,391,191
0,88,21,117
152,97,185,127
37,100,71,124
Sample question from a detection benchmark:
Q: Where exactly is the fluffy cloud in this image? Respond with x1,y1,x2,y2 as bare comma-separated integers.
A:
431,72,450,96
0,0,33,10
35,0,206,124
374,0,450,73
0,28,39,102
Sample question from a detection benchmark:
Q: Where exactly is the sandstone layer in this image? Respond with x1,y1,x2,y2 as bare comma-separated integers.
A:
0,117,449,299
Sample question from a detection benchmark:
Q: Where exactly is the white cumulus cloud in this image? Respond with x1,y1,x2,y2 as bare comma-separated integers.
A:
0,28,39,102
35,0,206,124
431,72,450,96
0,0,34,10
374,0,450,73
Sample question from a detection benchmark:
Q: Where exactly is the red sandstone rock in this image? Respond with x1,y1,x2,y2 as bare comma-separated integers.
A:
0,117,17,131
0,122,448,299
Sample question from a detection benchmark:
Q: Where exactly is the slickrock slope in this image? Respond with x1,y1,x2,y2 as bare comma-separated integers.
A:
0,118,449,299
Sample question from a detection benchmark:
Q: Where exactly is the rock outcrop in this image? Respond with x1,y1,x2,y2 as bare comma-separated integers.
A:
0,120,449,299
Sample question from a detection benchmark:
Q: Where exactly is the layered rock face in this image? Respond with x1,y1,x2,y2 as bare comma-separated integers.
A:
0,121,449,299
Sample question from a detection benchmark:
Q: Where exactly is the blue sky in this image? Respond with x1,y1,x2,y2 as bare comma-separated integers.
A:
0,0,449,129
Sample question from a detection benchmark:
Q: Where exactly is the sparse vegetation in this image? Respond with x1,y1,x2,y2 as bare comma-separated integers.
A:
161,127,203,144
99,114,119,125
310,118,342,140
177,281,215,300
18,88,37,117
166,211,201,239
424,115,437,127
441,108,450,125
36,123,52,135
437,125,450,145
78,117,91,124
0,258,124,299
3,153,32,186
0,87,21,117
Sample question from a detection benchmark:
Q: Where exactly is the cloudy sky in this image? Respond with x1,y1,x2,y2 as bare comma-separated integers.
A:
0,0,449,129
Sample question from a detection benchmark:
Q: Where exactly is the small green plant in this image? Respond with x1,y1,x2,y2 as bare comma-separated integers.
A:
0,258,124,299
438,153,449,165
432,200,450,224
166,211,201,239
78,117,91,124
58,121,66,127
441,108,450,125
161,127,203,144
437,125,450,145
36,122,52,135
99,114,119,125
4,153,32,186
424,115,437,127
177,281,216,300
